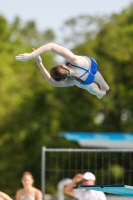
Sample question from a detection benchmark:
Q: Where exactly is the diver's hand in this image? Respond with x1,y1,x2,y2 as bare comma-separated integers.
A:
32,48,42,63
15,53,33,62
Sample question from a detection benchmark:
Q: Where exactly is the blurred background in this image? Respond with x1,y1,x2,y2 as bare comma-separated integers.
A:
0,0,133,199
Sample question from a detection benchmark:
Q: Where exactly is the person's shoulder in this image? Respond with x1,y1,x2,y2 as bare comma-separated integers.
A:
0,191,5,198
16,188,23,194
73,188,81,194
34,188,42,195
94,190,106,196
0,192,13,200
0,192,7,195
98,191,105,194
73,188,81,191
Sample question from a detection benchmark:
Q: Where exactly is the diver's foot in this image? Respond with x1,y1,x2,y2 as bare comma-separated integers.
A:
100,84,109,91
97,91,106,99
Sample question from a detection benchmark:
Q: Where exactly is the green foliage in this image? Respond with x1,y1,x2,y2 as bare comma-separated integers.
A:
110,164,123,180
0,15,78,195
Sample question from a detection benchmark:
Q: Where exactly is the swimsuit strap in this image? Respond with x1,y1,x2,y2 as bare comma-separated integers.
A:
65,62,89,78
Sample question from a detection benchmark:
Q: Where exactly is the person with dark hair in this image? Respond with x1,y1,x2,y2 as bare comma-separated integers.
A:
15,43,109,99
64,172,106,200
15,172,42,200
0,192,13,200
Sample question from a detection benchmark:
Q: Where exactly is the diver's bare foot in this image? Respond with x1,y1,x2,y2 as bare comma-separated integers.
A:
100,84,109,91
97,91,106,99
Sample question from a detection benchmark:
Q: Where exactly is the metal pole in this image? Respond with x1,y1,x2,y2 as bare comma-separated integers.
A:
44,148,133,152
41,146,46,200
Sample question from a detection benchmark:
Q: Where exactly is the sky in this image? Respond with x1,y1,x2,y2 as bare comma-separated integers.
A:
0,0,133,34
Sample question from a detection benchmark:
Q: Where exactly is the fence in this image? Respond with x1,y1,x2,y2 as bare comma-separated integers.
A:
41,147,133,200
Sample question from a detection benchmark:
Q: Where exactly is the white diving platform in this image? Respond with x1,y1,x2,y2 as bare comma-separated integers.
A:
80,185,133,197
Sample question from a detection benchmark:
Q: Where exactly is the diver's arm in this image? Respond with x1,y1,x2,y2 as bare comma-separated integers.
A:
36,61,74,87
33,50,74,87
15,43,77,63
32,43,77,63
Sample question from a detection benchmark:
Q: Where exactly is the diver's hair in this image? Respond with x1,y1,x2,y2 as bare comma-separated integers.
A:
50,65,85,84
50,65,70,81
21,171,34,180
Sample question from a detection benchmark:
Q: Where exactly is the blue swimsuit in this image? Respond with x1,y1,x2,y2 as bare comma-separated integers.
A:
66,57,98,84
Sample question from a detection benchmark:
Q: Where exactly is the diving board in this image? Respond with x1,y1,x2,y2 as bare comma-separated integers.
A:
80,185,133,197
60,132,133,148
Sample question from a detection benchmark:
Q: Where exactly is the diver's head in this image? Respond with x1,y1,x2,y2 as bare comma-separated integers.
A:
50,65,70,81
